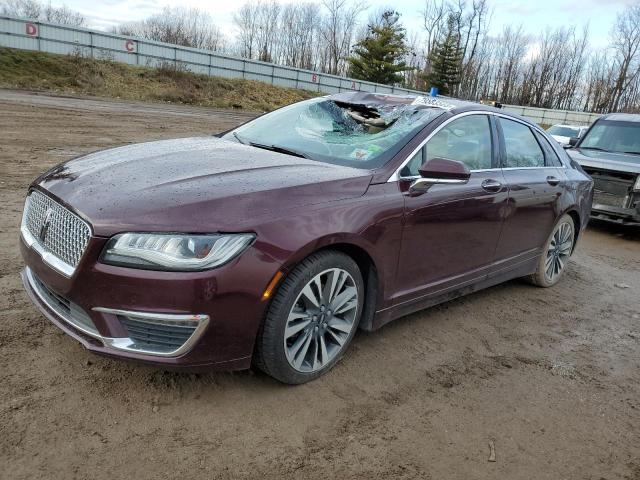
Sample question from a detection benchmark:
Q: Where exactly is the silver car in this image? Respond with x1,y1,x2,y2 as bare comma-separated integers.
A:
567,113,640,225
547,124,588,147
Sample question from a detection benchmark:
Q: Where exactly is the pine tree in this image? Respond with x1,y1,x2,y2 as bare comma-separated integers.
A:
347,10,412,85
424,16,463,96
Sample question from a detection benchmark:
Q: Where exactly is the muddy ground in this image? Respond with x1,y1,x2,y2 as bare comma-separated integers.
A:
1,90,639,480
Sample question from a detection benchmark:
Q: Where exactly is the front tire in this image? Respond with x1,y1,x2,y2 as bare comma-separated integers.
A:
254,250,364,384
529,214,575,287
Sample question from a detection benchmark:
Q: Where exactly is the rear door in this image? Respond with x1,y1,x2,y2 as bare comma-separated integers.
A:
494,116,565,271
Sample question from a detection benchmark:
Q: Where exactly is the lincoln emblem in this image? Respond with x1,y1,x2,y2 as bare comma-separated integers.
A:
39,208,53,242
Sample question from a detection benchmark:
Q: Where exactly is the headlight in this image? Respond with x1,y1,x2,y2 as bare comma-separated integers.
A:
100,232,255,271
634,175,640,191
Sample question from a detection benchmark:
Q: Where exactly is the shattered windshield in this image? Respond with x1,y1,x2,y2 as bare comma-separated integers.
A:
225,97,444,169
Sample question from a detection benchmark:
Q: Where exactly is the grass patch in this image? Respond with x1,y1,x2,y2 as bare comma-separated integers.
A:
0,47,319,111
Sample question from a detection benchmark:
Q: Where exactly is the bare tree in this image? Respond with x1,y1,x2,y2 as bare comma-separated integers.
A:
255,1,281,62
492,25,529,102
608,5,640,111
584,51,615,112
277,3,320,69
421,0,448,59
0,0,86,26
117,7,226,51
320,0,366,75
233,2,259,58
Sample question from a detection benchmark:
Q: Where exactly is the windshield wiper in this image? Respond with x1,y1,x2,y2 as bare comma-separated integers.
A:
232,132,313,159
579,146,608,152
232,131,247,145
622,151,640,156
249,142,312,160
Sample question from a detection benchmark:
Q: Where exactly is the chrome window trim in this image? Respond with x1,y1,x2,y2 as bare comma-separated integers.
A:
389,110,567,183
501,166,565,171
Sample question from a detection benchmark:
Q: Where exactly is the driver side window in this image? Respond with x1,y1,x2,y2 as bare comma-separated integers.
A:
401,115,493,176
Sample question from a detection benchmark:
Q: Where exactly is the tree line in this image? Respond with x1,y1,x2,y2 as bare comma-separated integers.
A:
2,0,639,113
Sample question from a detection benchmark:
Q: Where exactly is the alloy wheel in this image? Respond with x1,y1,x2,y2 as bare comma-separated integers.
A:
545,221,573,282
284,268,359,373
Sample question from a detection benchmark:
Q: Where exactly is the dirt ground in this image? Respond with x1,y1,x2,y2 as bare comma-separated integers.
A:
1,90,639,480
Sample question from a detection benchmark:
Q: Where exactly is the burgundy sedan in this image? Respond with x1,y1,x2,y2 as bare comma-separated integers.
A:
20,92,593,384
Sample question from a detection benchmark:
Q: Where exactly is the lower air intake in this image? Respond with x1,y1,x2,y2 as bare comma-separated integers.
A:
118,316,198,354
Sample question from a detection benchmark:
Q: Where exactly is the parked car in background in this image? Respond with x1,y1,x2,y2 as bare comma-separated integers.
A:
567,113,640,226
547,124,588,146
20,92,593,384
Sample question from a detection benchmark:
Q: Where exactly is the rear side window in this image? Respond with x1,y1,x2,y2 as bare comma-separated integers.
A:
500,118,545,168
535,132,563,167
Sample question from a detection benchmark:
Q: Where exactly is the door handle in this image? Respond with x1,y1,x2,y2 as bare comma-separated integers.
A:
481,179,502,193
546,176,560,186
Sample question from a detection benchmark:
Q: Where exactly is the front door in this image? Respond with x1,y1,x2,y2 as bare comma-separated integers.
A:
393,113,508,306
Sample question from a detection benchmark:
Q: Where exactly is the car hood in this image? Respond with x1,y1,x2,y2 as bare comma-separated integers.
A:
551,135,570,145
567,148,640,174
35,137,373,236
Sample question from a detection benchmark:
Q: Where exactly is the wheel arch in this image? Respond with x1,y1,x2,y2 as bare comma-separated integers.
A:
315,243,379,331
563,208,582,253
278,237,381,332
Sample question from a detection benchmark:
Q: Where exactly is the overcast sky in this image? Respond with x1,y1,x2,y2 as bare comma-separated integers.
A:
47,0,634,48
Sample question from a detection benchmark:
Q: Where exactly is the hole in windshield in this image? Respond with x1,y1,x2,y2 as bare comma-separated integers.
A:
225,97,444,169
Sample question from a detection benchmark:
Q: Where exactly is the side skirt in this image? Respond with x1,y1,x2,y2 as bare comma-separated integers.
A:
370,256,538,331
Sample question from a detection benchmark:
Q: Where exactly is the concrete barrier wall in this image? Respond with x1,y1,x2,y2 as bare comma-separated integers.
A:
0,15,601,127
502,105,600,126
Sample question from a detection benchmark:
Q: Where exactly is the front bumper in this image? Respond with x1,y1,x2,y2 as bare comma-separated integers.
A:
20,234,280,370
582,167,640,226
591,201,640,226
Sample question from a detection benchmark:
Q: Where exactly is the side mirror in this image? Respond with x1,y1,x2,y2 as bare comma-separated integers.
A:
568,137,579,147
410,157,470,194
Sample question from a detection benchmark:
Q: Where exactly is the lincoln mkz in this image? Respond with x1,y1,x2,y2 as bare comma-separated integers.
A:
20,93,594,383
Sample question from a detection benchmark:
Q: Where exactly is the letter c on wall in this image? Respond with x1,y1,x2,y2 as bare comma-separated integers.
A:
125,40,135,52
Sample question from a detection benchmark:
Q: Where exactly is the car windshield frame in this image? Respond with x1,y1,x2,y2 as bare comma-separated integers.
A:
224,97,445,169
579,120,640,156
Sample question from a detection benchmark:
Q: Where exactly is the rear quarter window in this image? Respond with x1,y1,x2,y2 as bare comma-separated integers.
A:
535,131,564,167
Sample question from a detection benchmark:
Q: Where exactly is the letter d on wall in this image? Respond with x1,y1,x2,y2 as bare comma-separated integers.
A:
25,23,37,36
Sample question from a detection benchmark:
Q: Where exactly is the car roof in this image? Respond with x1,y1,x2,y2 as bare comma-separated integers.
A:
599,113,640,123
551,124,584,128
326,91,534,127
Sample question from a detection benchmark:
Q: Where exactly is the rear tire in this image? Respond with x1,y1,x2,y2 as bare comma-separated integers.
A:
254,250,364,384
529,214,575,287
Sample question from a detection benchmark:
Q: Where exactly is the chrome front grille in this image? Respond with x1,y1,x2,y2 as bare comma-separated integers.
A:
21,190,91,275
